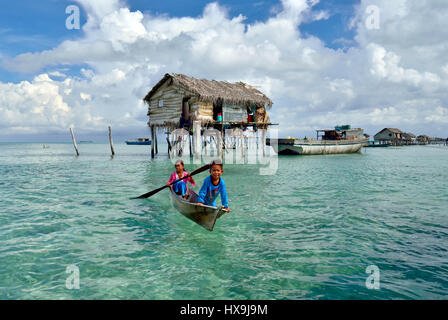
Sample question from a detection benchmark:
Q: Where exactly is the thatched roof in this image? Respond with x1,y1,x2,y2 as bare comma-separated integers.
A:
144,73,273,108
378,128,403,134
387,128,403,134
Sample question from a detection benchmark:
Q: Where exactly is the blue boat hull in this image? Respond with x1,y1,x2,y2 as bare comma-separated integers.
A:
125,141,152,145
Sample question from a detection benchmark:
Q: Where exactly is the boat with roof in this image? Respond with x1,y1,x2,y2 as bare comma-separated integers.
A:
267,125,369,155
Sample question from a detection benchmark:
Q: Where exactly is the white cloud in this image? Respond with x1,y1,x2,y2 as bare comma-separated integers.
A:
1,0,448,138
98,8,147,51
310,10,330,21
80,93,92,101
0,75,71,133
368,43,441,87
48,71,67,78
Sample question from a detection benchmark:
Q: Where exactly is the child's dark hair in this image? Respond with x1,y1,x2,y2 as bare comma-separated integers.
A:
175,160,184,167
210,159,223,172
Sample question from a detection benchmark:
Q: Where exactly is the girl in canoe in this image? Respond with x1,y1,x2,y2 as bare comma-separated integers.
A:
197,161,230,212
167,160,196,199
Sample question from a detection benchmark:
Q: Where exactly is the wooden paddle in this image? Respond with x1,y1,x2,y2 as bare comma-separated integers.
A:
132,163,211,199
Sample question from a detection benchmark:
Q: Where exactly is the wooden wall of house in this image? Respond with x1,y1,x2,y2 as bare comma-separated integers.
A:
374,130,391,141
222,103,247,122
148,80,184,126
374,130,402,141
189,97,214,123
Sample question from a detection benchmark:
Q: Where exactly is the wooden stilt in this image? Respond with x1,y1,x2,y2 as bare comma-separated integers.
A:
70,127,80,156
241,135,245,158
261,129,267,156
166,131,171,155
151,126,155,159
193,120,201,158
108,126,115,156
155,128,158,154
189,127,193,157
256,130,259,150
220,124,224,159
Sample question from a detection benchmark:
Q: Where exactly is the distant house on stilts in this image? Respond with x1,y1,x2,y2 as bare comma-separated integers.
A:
143,73,274,158
417,135,431,145
374,128,404,146
403,132,417,145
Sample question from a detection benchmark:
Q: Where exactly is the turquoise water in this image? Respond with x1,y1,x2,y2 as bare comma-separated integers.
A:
0,142,447,299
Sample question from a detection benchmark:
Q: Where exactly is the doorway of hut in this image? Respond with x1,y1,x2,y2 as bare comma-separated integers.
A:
180,97,191,129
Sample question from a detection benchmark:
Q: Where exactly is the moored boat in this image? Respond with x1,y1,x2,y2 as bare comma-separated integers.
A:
169,187,226,231
365,141,391,148
125,138,152,145
267,125,369,155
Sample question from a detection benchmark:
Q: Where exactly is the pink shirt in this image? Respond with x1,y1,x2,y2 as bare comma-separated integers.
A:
167,171,196,187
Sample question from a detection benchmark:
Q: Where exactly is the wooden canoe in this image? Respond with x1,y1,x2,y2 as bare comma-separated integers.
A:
169,187,226,231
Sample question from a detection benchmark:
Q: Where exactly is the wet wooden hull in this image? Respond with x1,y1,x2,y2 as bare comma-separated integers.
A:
267,138,367,155
169,188,225,231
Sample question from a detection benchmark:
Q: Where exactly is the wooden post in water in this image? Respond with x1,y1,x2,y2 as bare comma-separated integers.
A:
189,131,193,157
166,136,172,155
108,126,115,156
261,129,267,156
193,120,201,158
70,127,80,156
151,125,155,159
241,133,245,159
155,128,158,154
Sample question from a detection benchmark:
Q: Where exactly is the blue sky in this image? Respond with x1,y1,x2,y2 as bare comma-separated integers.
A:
2,0,446,142
0,0,359,83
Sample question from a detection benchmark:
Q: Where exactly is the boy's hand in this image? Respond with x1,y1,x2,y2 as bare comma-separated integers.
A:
197,202,204,206
223,207,230,212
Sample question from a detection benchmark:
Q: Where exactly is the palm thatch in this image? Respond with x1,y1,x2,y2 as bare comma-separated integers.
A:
385,128,403,134
144,73,273,108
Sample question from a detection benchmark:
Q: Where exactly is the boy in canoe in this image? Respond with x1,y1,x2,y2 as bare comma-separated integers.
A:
197,160,230,212
167,160,196,199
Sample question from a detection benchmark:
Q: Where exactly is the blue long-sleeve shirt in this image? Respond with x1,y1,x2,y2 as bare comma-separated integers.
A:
197,176,229,208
